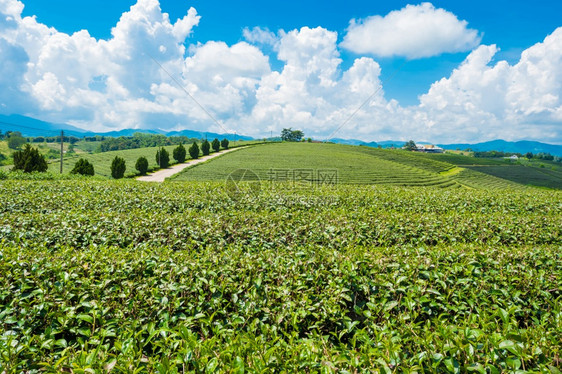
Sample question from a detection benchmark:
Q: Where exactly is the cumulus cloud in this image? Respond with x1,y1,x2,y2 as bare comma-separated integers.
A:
0,0,561,143
418,28,562,143
341,2,481,59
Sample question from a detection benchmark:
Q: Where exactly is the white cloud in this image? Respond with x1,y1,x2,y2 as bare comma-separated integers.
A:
0,0,561,144
242,26,278,46
417,28,562,143
341,2,481,59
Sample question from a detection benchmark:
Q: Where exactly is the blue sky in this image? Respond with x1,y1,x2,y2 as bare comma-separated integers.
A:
2,0,561,143
20,0,561,105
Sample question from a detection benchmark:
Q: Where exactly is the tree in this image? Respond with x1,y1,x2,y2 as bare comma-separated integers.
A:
71,158,94,176
292,129,304,142
7,134,26,150
189,142,200,159
404,140,417,151
281,128,304,142
173,144,186,163
0,130,3,140
111,156,126,179
155,147,170,168
221,138,229,149
525,152,533,160
212,138,220,152
135,156,148,175
201,139,210,156
12,144,48,173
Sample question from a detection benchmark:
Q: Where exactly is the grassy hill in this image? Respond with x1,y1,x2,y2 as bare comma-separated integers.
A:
47,144,181,178
172,142,561,189
0,140,251,178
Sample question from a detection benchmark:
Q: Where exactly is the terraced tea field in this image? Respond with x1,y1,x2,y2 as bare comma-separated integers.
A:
466,165,562,189
0,180,561,371
172,142,560,189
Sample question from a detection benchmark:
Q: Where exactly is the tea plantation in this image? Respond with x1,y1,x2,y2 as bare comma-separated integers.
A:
171,143,562,190
1,179,561,372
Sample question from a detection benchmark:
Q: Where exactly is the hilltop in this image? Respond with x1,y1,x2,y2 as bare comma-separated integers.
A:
172,142,562,189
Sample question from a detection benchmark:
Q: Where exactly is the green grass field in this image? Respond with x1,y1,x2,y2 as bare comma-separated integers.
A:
47,144,181,177
1,140,257,176
44,141,256,178
1,180,561,371
172,142,561,189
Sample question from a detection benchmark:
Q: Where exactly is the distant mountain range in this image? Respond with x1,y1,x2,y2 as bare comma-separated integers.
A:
0,114,252,141
330,138,562,156
437,139,562,156
1,114,561,156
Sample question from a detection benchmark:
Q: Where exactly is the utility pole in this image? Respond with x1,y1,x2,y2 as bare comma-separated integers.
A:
60,130,63,174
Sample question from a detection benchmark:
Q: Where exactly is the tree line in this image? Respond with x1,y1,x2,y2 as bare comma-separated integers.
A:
98,133,200,152
111,139,229,178
474,150,561,162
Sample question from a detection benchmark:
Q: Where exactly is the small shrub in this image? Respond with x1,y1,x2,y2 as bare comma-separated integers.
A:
189,142,200,159
12,144,48,173
136,156,149,175
201,140,210,156
173,144,186,163
8,135,26,150
221,138,229,149
111,156,126,179
71,158,95,176
155,147,170,168
212,138,220,152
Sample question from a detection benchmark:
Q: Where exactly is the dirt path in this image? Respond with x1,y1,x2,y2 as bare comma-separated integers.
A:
137,147,247,182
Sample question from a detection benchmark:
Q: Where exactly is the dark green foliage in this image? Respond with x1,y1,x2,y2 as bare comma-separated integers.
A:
110,156,126,179
201,139,210,156
281,128,304,142
534,152,554,161
189,142,200,159
221,138,229,149
45,149,60,160
404,140,417,151
7,134,26,150
12,144,48,172
212,138,220,152
173,144,186,163
155,147,170,168
525,152,533,159
70,158,94,176
0,181,561,370
135,156,149,175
